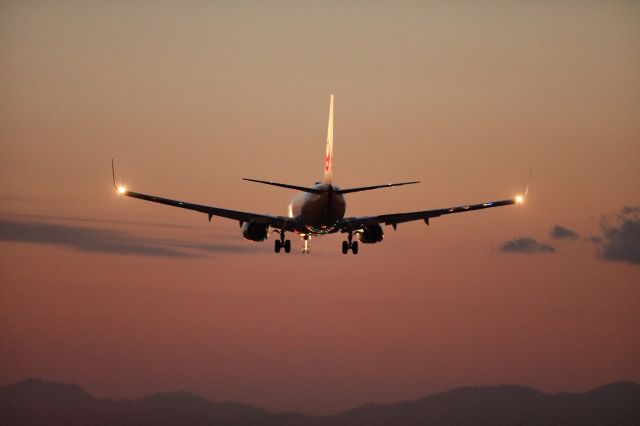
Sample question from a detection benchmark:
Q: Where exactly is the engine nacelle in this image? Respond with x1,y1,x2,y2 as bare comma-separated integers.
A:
357,224,384,244
241,222,269,241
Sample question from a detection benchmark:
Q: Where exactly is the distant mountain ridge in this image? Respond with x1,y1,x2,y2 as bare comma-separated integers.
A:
1,378,639,426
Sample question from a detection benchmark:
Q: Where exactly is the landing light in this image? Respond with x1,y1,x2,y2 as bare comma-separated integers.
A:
118,185,126,194
515,195,524,204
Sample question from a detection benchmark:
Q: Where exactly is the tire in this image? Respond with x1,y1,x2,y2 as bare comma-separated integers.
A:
351,241,359,254
284,240,291,253
274,239,281,253
342,241,349,254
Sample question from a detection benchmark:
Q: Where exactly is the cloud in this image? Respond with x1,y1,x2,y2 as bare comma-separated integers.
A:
550,225,579,240
0,218,258,257
596,206,640,265
500,237,555,254
3,212,211,232
621,206,640,215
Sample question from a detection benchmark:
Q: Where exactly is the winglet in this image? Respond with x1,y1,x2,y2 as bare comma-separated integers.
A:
111,158,118,190
111,158,126,194
323,94,334,184
524,168,532,199
515,169,532,204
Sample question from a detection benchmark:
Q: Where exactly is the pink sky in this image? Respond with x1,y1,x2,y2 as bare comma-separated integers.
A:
1,1,639,415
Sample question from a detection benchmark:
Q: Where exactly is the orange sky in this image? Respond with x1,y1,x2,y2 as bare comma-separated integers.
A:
1,1,639,414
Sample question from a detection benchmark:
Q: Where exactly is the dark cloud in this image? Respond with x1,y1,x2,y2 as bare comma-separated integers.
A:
550,225,579,240
621,206,640,215
596,206,640,265
500,237,555,254
0,218,258,257
3,212,211,232
0,218,192,257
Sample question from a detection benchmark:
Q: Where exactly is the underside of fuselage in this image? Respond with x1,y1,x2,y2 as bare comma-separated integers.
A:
289,184,346,235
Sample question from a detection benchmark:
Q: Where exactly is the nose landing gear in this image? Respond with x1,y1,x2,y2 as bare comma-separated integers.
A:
302,235,310,254
341,231,358,254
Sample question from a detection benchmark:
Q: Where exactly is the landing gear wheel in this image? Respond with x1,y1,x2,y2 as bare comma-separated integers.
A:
351,241,359,254
302,235,310,254
275,229,290,254
342,241,349,254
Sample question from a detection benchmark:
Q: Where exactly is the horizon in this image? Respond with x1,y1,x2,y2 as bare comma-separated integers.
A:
1,0,639,416
4,378,640,425
4,377,640,415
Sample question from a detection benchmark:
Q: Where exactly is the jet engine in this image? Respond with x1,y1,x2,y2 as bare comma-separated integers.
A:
357,224,384,244
241,222,269,241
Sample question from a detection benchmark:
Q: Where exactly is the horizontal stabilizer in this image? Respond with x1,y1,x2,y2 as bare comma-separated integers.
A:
336,181,420,195
243,178,322,194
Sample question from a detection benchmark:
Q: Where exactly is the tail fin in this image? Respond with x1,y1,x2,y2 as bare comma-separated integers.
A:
323,94,334,184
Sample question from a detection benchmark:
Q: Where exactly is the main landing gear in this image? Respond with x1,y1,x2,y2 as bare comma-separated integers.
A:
274,230,291,253
341,231,358,255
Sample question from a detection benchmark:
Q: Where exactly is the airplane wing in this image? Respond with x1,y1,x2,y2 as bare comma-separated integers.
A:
118,190,296,231
112,160,295,231
339,196,521,230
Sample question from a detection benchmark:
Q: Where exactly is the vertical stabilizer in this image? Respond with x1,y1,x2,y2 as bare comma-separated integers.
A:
323,94,334,184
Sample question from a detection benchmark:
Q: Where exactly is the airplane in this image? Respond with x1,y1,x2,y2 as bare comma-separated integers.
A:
112,95,526,255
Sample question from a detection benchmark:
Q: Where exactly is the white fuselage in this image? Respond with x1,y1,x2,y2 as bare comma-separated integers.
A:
288,184,346,235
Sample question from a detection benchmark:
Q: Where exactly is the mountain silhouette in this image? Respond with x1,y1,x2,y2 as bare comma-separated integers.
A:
1,378,639,425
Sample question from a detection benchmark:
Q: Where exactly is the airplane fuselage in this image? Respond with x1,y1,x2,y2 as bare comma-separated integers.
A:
289,184,346,235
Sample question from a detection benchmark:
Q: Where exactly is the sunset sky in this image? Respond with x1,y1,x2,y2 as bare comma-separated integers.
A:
1,1,639,415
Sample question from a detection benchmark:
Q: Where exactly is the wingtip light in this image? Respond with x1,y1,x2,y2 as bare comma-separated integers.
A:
117,185,126,194
515,195,524,204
